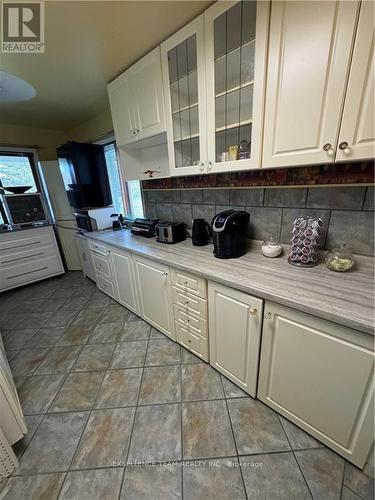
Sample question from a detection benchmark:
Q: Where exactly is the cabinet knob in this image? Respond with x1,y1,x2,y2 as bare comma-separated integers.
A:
199,161,205,172
249,308,257,315
323,143,335,157
163,272,168,277
338,141,350,155
187,339,192,344
207,161,213,171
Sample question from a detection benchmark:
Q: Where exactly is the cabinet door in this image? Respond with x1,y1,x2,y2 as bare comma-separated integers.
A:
262,0,359,168
336,0,375,162
133,256,175,340
108,71,137,147
258,302,374,468
205,0,269,174
208,282,263,397
131,47,166,141
111,250,139,314
161,16,207,176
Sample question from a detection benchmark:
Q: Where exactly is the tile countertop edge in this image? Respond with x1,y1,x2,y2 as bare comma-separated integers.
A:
85,230,375,337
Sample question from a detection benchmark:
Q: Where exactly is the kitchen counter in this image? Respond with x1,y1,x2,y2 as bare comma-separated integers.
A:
86,229,374,336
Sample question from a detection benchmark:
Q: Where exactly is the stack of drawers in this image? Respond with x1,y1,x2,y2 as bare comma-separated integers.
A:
0,226,64,292
171,268,208,361
89,241,117,299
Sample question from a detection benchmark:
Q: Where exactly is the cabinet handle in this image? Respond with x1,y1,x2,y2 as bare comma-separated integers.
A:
249,308,257,315
323,143,335,157
207,160,213,171
338,141,351,155
199,161,205,172
163,272,168,277
187,339,192,344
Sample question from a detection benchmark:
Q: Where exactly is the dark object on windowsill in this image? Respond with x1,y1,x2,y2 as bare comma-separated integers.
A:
111,213,123,231
4,185,33,194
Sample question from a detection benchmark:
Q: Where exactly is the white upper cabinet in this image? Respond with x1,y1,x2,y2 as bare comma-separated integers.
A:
131,48,166,142
108,47,166,147
262,0,360,168
161,16,207,176
205,0,269,173
336,0,375,162
108,70,137,146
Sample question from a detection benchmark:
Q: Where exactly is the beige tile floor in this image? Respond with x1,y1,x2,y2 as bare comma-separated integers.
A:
0,272,373,500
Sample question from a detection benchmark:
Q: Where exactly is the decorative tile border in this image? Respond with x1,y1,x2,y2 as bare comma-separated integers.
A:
142,161,374,190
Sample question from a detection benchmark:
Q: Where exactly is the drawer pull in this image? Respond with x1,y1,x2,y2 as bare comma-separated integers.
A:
3,252,44,264
7,266,48,280
1,240,41,252
249,308,257,315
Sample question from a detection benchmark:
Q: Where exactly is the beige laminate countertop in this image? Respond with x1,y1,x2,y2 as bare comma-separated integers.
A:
86,229,374,336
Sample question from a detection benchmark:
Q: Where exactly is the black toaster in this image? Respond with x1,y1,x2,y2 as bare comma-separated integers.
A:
156,222,186,244
131,218,159,237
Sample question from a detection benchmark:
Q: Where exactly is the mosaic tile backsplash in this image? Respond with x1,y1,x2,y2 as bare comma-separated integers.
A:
143,186,374,256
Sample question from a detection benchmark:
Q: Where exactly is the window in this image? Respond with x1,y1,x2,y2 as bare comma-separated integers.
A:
0,151,42,225
0,153,39,192
102,142,144,219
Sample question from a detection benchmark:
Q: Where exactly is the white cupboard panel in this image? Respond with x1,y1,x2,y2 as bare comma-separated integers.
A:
133,256,175,340
175,322,208,361
92,253,112,280
111,249,139,314
161,15,208,176
108,71,136,147
205,0,270,173
208,282,263,397
132,47,166,141
336,0,375,162
263,0,359,168
258,302,374,468
97,274,116,300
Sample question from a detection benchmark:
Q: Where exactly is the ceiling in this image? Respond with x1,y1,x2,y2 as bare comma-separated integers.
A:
0,0,212,131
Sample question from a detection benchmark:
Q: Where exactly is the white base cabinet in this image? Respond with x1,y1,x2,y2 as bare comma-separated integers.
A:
133,255,175,340
258,301,374,468
208,282,263,397
111,249,139,314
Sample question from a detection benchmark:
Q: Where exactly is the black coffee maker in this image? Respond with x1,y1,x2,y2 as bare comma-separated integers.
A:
192,218,212,246
211,210,250,259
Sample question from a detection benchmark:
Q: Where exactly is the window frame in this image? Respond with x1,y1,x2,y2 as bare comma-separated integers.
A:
0,146,53,225
94,134,144,220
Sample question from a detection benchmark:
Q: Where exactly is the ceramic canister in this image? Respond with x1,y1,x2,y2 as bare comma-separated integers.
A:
288,216,323,267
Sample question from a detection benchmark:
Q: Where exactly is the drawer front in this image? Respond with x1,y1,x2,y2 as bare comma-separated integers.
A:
88,240,108,256
171,268,207,298
92,253,112,279
0,244,57,267
1,255,63,290
0,231,54,257
172,286,207,319
173,305,208,338
97,274,116,299
176,323,208,361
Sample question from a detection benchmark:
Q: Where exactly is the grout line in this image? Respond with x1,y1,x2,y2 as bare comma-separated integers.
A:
277,413,315,500
219,375,248,500
179,349,184,500
116,337,150,500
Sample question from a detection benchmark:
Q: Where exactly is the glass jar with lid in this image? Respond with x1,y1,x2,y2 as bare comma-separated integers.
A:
325,244,355,272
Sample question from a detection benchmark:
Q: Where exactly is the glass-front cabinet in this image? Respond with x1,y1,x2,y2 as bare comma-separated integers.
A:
161,0,269,176
205,0,269,173
161,16,207,176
